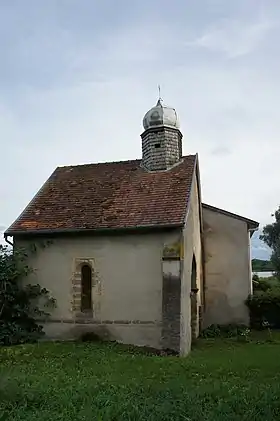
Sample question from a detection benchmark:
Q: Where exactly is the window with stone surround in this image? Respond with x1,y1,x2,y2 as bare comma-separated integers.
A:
72,258,95,315
81,264,92,311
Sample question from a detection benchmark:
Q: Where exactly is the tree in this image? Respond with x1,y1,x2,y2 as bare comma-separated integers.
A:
0,244,55,345
261,206,280,280
252,259,274,272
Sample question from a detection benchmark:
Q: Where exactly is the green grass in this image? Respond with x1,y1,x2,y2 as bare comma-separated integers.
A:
1,334,280,420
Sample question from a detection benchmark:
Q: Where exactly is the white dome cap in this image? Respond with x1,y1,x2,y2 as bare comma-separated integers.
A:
143,98,180,130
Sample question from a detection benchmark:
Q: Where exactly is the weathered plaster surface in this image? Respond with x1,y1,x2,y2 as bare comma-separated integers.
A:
15,230,181,348
180,170,203,355
161,259,181,352
203,207,252,327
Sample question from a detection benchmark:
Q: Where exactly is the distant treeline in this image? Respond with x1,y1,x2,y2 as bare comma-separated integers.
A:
252,259,274,272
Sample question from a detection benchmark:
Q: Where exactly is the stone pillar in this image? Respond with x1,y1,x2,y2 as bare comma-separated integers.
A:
161,242,182,352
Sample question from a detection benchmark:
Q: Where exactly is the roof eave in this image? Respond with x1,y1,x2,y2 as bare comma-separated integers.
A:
4,222,184,238
248,226,259,237
202,203,259,231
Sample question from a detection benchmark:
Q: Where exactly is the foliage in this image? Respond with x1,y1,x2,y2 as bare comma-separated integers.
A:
2,339,280,420
0,244,55,346
252,274,273,292
253,273,259,282
246,289,280,329
261,207,280,279
252,258,274,272
251,210,280,329
200,324,250,340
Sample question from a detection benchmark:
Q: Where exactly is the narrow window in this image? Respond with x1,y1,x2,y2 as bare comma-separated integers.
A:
191,256,197,290
155,143,161,148
81,264,92,311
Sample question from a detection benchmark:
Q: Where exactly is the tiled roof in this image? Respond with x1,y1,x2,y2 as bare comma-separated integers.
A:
6,155,197,235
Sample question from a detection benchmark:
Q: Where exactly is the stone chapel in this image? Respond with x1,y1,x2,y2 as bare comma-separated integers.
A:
5,98,259,355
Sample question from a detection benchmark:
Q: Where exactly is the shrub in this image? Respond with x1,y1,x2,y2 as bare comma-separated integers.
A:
252,274,259,282
200,324,250,339
0,244,55,345
246,289,280,329
253,278,272,292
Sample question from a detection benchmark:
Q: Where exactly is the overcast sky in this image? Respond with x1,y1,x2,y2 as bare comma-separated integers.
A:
0,0,279,238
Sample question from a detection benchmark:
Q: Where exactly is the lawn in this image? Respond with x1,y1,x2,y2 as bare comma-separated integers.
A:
1,334,280,420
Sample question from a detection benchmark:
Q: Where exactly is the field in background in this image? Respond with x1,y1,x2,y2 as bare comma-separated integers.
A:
254,271,274,278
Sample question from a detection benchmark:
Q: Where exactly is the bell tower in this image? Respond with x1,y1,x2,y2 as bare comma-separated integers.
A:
141,98,183,171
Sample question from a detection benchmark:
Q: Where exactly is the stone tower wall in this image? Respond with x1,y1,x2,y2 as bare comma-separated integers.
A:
141,126,182,171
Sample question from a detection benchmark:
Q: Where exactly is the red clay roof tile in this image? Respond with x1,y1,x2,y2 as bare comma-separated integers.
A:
6,155,196,235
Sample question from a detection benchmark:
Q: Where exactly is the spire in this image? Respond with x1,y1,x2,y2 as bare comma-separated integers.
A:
142,96,180,131
158,84,161,100
156,85,163,106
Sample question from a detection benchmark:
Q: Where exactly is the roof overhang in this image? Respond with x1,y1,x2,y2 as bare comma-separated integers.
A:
202,203,259,234
4,222,183,239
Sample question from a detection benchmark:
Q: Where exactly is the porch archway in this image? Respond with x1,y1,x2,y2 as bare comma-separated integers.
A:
191,255,198,341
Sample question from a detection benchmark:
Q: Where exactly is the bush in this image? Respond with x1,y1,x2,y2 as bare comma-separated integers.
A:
200,324,250,339
246,289,280,329
253,277,272,292
0,244,55,345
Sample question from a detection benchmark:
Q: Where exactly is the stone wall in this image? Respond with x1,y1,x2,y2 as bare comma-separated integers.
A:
203,207,252,327
15,230,182,349
180,169,203,355
141,126,182,171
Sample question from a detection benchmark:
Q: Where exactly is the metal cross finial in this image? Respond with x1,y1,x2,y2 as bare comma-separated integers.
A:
158,84,162,101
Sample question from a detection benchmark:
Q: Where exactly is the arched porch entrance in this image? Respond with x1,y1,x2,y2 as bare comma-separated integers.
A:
191,255,198,341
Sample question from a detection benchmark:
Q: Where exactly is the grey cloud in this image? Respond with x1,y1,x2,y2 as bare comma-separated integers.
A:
1,0,280,232
210,146,231,156
188,18,273,58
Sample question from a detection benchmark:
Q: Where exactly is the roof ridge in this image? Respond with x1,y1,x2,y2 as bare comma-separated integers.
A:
57,158,142,170
57,154,196,170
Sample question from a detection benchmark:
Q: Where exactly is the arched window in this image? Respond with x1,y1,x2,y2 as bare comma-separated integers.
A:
191,255,197,290
81,264,92,311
